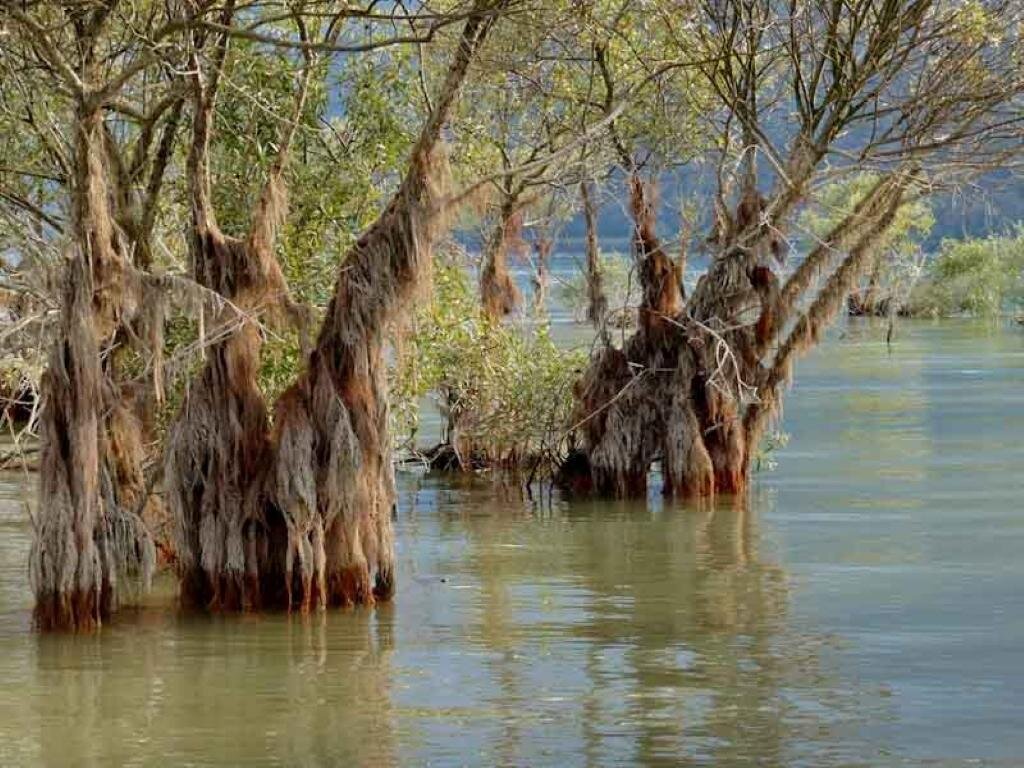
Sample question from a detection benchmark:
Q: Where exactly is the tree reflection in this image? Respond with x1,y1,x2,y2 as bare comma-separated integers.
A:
29,604,397,765
436,484,849,766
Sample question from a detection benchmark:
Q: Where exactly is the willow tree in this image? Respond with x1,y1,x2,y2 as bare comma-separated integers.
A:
549,0,717,333
262,0,508,610
3,1,190,630
561,0,1024,498
441,3,594,322
1,7,184,529
163,1,315,610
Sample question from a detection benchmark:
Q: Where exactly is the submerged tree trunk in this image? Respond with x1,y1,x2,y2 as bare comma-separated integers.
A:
580,179,607,328
560,170,909,500
165,8,309,611
265,4,501,610
31,104,154,631
479,201,523,321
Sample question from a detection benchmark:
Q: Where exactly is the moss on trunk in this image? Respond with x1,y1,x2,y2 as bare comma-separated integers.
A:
560,172,910,500
31,106,155,631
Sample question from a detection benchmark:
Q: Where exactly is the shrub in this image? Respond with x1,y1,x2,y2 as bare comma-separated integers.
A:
908,231,1024,318
393,252,586,468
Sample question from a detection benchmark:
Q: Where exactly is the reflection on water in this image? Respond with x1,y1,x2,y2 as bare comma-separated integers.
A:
0,319,1022,766
424,493,807,765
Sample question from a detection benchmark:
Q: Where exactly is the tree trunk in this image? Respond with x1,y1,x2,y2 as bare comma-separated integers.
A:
165,2,313,610
266,3,501,609
31,105,154,631
479,202,522,321
580,180,607,327
560,172,908,500
531,233,552,314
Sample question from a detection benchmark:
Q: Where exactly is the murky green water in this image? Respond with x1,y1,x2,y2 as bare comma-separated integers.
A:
1,319,1022,766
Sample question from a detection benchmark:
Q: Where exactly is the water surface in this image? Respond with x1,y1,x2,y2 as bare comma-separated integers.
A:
0,319,1022,766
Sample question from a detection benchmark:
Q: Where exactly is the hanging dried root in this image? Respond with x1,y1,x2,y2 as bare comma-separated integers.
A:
560,164,911,501
30,253,108,631
742,183,907,468
31,100,156,630
165,3,311,611
629,175,682,339
267,2,502,609
480,207,524,321
580,180,608,328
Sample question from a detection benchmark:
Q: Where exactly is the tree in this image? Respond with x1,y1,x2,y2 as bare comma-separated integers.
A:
265,0,508,608
3,0,514,627
5,0,191,630
447,4,587,321
163,0,313,611
560,0,1024,499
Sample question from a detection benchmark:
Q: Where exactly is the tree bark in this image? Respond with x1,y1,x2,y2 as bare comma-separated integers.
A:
266,2,502,609
580,179,607,327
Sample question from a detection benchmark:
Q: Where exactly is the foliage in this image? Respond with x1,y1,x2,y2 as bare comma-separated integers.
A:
803,174,935,257
393,250,586,465
799,174,935,315
908,231,1024,318
207,42,420,307
557,251,637,323
0,0,1021,511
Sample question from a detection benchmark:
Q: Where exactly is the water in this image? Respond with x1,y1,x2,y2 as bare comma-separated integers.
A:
0,319,1022,766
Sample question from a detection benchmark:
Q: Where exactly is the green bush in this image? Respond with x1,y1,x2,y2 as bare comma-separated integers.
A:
393,253,586,465
557,252,638,324
908,231,1024,318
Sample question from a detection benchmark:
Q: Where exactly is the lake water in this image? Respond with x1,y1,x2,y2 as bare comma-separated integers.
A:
0,319,1022,766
